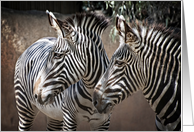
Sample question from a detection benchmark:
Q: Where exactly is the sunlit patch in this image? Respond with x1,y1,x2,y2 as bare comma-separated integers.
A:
33,77,41,95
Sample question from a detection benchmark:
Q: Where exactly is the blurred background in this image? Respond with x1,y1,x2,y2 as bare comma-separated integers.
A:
1,1,181,131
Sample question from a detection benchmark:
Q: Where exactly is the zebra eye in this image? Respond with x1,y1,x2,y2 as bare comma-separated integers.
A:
64,49,70,54
114,60,126,66
53,52,63,59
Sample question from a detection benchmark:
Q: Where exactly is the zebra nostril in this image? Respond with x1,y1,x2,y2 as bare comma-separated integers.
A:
35,94,38,99
93,100,98,107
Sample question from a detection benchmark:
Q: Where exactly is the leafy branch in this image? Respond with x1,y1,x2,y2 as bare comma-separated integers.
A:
105,1,181,42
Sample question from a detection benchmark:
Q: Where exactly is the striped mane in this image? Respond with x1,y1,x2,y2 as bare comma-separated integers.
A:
127,19,181,42
58,13,110,37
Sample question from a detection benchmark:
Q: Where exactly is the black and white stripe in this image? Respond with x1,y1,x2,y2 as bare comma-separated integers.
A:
14,37,64,130
14,12,111,131
93,15,181,131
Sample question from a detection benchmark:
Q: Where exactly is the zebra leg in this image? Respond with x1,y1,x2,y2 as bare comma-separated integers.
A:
15,90,39,131
62,102,78,131
46,117,63,131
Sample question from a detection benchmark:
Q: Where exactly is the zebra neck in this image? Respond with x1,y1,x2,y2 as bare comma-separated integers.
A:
82,51,109,89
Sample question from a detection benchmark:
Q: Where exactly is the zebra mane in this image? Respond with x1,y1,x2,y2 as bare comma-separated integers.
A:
60,12,110,37
125,19,181,42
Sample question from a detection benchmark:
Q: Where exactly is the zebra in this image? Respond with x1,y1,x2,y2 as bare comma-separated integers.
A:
92,15,181,131
14,10,111,130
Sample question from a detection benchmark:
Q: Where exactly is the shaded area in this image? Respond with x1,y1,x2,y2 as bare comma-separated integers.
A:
1,1,82,14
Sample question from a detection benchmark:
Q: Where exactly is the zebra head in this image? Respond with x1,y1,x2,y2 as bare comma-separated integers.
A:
93,15,141,114
34,11,110,105
93,14,181,114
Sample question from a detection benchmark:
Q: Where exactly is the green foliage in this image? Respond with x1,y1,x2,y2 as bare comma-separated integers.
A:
81,1,181,43
105,1,181,42
82,1,105,12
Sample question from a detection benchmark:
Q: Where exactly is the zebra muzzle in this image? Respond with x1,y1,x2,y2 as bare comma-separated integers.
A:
93,90,114,114
101,102,113,114
94,100,114,114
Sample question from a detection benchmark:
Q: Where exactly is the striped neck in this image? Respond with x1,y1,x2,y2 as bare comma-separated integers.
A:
82,45,109,89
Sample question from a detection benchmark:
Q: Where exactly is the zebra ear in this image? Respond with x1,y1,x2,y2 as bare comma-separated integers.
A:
124,21,138,43
116,15,125,37
46,10,65,38
116,15,138,44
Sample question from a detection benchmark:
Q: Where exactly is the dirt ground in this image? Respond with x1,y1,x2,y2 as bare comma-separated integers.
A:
1,7,157,131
